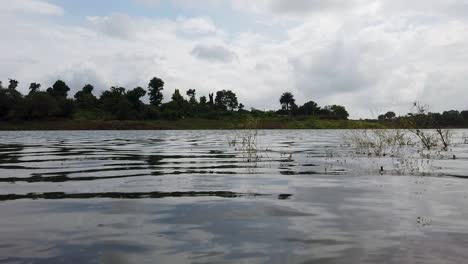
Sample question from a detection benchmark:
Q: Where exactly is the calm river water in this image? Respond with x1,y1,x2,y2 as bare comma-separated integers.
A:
0,130,468,263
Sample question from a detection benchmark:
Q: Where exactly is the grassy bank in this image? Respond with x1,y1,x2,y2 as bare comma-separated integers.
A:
0,117,385,130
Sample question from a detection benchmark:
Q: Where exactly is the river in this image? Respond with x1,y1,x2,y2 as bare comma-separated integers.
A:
0,130,467,263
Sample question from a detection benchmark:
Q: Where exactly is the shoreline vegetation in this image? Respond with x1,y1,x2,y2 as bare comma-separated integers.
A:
1,117,468,131
0,118,386,131
1,77,467,130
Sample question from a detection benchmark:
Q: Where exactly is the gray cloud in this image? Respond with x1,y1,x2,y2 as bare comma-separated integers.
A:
268,0,358,15
87,14,137,39
232,0,363,17
191,44,237,63
290,40,371,99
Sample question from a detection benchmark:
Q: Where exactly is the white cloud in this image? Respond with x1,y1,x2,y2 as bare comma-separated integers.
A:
0,0,63,16
177,17,218,34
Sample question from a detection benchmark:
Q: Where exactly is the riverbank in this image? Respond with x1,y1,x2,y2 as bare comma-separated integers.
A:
0,117,384,130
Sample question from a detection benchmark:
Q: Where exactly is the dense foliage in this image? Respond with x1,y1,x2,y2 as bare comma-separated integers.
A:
0,78,352,122
375,104,468,128
1,78,466,127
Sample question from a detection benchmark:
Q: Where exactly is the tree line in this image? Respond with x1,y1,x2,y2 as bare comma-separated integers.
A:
377,106,468,128
278,92,349,120
0,77,351,122
1,77,467,127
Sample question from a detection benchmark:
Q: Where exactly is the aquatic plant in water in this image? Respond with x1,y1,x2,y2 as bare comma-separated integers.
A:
342,102,458,176
343,128,454,176
228,117,262,164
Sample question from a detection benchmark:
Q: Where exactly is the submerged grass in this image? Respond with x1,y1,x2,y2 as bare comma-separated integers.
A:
343,128,457,176
228,117,263,164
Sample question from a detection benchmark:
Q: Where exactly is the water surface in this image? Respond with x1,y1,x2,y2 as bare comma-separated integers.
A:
1,130,468,263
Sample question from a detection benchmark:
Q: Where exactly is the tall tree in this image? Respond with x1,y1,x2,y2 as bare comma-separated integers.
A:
214,90,238,111
47,80,70,98
82,84,94,94
280,92,296,115
8,79,18,90
186,89,197,104
199,96,207,105
148,77,164,107
0,79,23,120
126,87,147,110
208,93,214,105
224,90,238,111
171,89,185,105
74,84,98,109
99,86,132,119
215,90,227,110
29,83,41,95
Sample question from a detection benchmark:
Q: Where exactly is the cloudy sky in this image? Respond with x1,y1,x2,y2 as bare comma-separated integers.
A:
1,0,468,118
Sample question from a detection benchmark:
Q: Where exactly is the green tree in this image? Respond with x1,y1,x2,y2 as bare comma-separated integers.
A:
126,86,147,110
115,98,133,120
208,93,214,105
8,79,19,90
29,83,41,95
171,89,186,106
27,92,58,119
225,90,238,111
148,77,164,107
159,89,189,120
384,111,396,120
82,84,94,94
74,84,98,109
0,89,12,120
280,92,296,116
197,95,208,113
99,86,129,118
297,101,319,116
186,89,197,104
199,96,207,105
214,90,238,111
47,80,70,98
324,105,349,120
440,110,464,126
55,98,75,118
215,90,227,110
144,105,161,119
461,110,468,121
0,81,23,120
